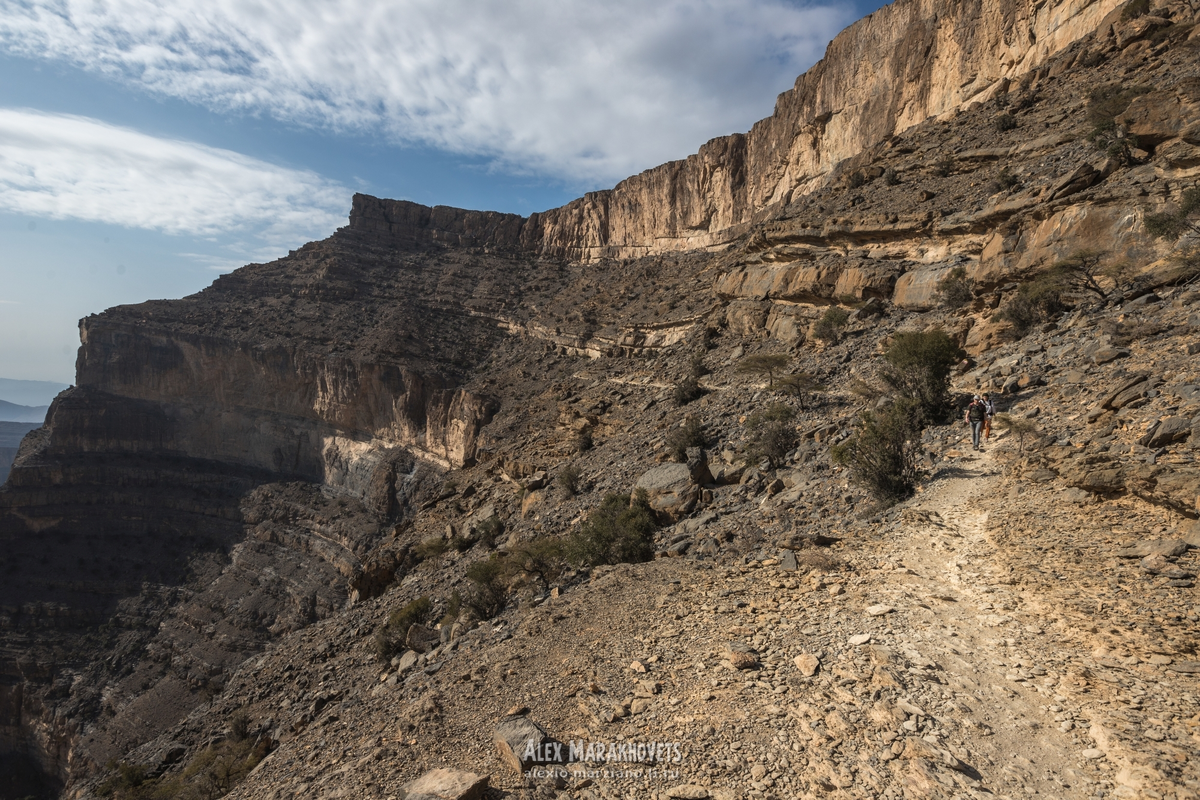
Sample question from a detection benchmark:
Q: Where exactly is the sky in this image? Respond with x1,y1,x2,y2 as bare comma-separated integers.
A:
0,0,887,386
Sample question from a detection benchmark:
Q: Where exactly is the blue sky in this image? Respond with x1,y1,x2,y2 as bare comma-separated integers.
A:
0,0,886,386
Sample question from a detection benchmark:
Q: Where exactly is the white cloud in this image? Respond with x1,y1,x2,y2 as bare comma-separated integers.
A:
0,108,349,241
0,0,853,185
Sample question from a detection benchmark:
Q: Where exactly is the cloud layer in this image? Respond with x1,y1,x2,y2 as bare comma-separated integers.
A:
0,0,853,185
0,108,349,242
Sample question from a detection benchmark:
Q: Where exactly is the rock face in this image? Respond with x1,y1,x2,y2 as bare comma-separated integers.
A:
350,0,1129,262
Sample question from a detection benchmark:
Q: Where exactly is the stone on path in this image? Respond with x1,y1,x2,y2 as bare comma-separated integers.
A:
794,653,820,676
403,768,489,800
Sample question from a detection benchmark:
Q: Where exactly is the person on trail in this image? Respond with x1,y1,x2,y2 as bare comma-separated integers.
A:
965,395,987,451
982,393,995,442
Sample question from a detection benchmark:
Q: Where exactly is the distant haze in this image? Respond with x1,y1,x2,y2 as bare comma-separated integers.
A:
0,377,69,407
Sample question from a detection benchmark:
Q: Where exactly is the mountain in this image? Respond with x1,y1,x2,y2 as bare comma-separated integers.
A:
0,399,49,423
2,0,1199,797
0,378,70,408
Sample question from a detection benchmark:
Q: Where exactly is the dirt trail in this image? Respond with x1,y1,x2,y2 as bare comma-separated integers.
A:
870,445,1116,798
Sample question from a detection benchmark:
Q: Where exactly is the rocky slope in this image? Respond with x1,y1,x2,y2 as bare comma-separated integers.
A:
1,0,1199,797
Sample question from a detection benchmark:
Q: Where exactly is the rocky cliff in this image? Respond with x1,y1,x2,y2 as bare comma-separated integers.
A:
2,0,1199,796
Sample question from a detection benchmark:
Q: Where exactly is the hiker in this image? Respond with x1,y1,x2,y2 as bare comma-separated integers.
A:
982,392,996,442
965,395,987,451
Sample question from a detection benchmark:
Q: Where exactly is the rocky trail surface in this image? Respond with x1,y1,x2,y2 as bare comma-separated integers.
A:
200,431,1196,800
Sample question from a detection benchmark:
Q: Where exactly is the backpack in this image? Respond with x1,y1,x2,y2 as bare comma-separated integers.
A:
967,402,986,422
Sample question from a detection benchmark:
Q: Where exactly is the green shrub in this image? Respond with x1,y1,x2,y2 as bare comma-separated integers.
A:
509,537,566,583
1086,83,1149,128
736,352,790,387
1088,120,1140,164
987,167,1020,193
98,738,269,800
564,491,657,568
832,400,925,506
883,167,900,186
375,596,433,662
673,376,703,405
935,266,975,309
813,307,850,343
464,555,509,619
998,278,1066,338
475,515,504,548
1043,250,1110,299
414,536,450,561
1145,187,1200,241
1121,0,1149,21
556,464,582,496
878,330,964,425
744,403,799,469
439,590,463,627
992,413,1040,454
995,113,1017,132
666,416,706,462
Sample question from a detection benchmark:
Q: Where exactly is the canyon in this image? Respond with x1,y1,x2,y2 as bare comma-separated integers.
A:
2,0,1199,797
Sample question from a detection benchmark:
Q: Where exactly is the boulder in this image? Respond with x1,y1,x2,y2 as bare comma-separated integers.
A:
1090,346,1130,365
1115,540,1188,559
406,623,441,654
494,716,561,775
725,300,769,335
684,447,714,485
892,265,955,310
1181,520,1200,549
635,463,700,523
1145,416,1194,448
403,768,490,800
1158,139,1200,169
794,653,821,676
1117,78,1200,148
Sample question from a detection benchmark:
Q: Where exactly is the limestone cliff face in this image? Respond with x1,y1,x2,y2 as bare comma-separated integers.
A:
342,0,1132,263
521,0,1127,258
74,318,497,482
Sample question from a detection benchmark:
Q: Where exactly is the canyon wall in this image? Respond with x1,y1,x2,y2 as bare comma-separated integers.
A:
520,0,1128,259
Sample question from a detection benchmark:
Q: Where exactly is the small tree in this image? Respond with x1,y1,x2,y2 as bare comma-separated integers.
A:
744,403,799,469
775,372,825,409
935,266,975,309
736,353,790,388
832,400,925,506
992,413,1040,454
878,330,965,424
813,307,850,343
1044,250,1109,300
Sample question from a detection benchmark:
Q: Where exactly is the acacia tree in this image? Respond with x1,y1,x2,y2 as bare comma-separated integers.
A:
736,353,790,388
1044,250,1110,299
